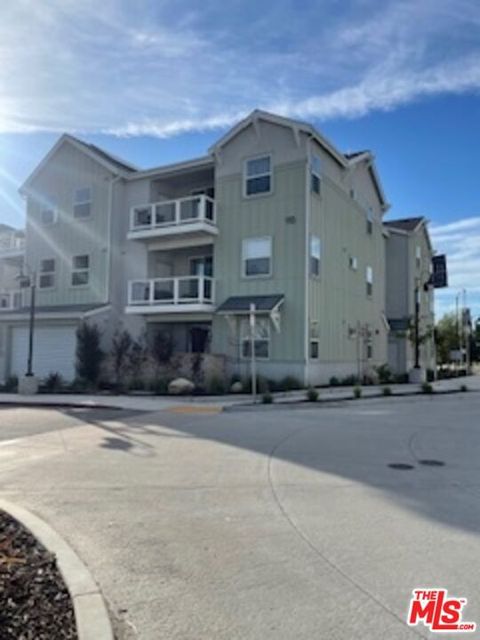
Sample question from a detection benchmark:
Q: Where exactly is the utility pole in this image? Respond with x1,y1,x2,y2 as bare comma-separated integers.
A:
249,303,257,402
26,274,36,376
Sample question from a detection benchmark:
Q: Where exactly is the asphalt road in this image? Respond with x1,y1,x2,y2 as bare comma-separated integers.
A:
0,393,479,639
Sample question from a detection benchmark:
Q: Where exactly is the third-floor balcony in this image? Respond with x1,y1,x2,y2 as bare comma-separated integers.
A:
127,195,217,248
0,290,24,311
0,234,25,261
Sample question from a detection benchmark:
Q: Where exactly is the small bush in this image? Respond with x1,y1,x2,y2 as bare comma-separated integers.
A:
394,373,409,384
341,375,358,386
375,363,392,384
460,384,468,392
278,375,302,391
76,323,104,388
362,375,375,386
306,387,319,402
206,376,227,395
149,378,169,395
5,375,18,392
43,372,64,393
262,391,273,404
426,369,435,382
353,385,362,399
329,376,340,387
128,378,147,392
382,386,392,396
421,382,434,394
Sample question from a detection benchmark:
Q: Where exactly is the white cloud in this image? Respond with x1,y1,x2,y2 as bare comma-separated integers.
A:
1,0,480,136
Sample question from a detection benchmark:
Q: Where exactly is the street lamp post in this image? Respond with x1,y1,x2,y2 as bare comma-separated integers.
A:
17,268,38,394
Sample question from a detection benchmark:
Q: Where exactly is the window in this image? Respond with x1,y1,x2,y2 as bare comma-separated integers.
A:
71,255,90,286
367,207,374,234
416,245,421,269
349,256,358,271
310,321,319,359
244,156,271,196
366,266,373,296
190,256,213,277
366,339,373,360
311,155,321,194
240,317,270,359
310,235,321,276
74,187,92,218
242,237,272,277
41,208,56,225
39,258,55,289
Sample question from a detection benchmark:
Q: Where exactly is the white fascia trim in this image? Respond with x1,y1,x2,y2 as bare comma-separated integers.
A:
126,156,214,181
83,304,111,318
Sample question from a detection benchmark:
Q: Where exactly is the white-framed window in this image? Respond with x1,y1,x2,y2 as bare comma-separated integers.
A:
41,208,56,225
310,321,319,359
242,236,272,277
311,154,321,194
349,256,358,271
366,265,373,297
366,338,373,360
367,207,374,234
310,235,321,276
71,254,90,286
416,245,421,269
244,155,272,196
73,187,92,219
38,258,56,289
240,317,270,359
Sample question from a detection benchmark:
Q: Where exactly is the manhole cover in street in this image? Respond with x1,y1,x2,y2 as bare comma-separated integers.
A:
388,463,415,470
418,459,445,467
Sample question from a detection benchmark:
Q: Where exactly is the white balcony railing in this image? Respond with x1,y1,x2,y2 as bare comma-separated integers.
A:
128,276,215,310
0,290,24,311
129,195,216,235
0,235,25,256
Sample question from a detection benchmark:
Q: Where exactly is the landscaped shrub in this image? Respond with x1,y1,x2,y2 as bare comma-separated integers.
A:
353,385,362,399
460,384,468,392
76,323,104,388
111,329,133,389
426,369,435,382
394,373,409,384
149,378,169,395
329,376,339,387
278,375,302,391
382,386,392,396
375,363,392,384
206,376,227,395
127,337,147,384
262,391,273,404
421,382,434,394
306,387,319,402
3,375,18,392
341,375,358,386
43,372,64,393
151,330,174,372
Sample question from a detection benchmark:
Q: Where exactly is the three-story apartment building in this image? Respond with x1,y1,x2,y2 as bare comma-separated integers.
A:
0,110,436,385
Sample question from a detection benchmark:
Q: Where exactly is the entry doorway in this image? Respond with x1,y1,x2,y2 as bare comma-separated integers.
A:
189,325,210,353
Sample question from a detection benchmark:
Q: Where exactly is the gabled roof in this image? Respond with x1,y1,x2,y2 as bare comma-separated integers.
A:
384,217,425,232
20,134,137,195
345,150,389,212
209,109,349,169
344,150,370,160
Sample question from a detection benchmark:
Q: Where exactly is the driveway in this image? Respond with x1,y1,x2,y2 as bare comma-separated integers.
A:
0,394,479,639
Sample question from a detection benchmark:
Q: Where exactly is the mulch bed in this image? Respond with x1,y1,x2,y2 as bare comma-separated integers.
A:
0,510,78,639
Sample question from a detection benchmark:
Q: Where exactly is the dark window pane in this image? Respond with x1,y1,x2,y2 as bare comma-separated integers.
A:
246,175,271,195
246,257,270,276
72,271,89,286
74,202,91,218
311,174,320,194
310,256,320,276
39,274,54,288
310,341,319,359
247,157,270,177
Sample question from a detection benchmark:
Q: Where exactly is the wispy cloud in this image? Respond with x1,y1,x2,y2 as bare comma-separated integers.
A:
431,217,480,319
1,0,480,136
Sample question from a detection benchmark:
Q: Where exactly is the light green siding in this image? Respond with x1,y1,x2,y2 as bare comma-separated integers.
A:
25,142,113,307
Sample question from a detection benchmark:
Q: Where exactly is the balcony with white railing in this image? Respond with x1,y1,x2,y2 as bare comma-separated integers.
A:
0,234,25,260
0,290,24,311
127,195,217,246
126,275,215,314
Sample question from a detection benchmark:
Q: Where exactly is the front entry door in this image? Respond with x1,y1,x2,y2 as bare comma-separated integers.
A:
190,327,210,353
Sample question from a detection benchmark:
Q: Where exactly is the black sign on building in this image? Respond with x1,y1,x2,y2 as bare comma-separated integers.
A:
432,254,448,288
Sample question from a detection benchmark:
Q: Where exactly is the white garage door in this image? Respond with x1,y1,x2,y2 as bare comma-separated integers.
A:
11,325,77,381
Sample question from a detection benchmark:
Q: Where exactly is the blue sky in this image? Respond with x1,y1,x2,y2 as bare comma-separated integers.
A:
1,0,479,318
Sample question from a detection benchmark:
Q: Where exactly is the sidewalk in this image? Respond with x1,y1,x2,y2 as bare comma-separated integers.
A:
0,375,477,412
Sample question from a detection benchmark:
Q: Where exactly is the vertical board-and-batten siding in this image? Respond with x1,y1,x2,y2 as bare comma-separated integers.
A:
25,142,113,307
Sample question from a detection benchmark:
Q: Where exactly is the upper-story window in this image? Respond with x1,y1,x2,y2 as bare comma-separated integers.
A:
71,255,90,286
366,207,374,234
242,237,272,277
349,256,358,271
310,235,321,276
73,187,92,219
311,155,321,194
244,156,272,196
41,208,56,225
366,265,373,297
416,245,421,269
39,258,56,289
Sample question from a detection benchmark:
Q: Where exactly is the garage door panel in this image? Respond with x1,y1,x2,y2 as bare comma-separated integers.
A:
11,326,76,381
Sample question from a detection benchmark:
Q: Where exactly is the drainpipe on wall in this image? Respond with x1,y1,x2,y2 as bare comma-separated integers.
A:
304,139,312,387
106,175,123,305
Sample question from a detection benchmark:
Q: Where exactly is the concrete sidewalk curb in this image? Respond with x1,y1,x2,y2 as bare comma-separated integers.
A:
0,499,114,640
0,400,125,411
225,386,478,411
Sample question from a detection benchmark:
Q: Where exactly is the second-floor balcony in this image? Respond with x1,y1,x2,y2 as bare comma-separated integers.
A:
0,290,24,311
126,275,215,315
0,235,25,261
127,195,218,247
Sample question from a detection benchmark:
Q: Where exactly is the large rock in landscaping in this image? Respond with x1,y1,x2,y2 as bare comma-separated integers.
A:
168,377,195,395
230,381,243,393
